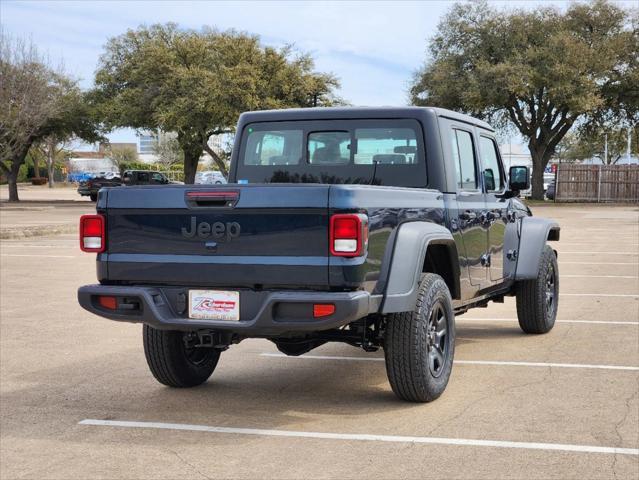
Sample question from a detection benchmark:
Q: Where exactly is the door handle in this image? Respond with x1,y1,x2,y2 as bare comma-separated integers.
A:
459,210,476,221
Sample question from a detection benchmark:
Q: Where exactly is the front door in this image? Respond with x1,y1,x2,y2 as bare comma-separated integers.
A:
478,135,508,282
451,128,488,289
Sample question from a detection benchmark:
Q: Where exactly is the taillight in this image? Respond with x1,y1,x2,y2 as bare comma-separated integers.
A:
313,304,335,318
98,296,117,310
80,214,105,252
329,213,368,257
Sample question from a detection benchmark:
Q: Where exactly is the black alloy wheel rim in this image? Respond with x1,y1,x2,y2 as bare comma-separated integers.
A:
545,264,557,318
426,301,449,378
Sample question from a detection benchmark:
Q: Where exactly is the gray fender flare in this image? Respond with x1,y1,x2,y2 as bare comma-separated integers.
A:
515,217,560,280
381,222,456,313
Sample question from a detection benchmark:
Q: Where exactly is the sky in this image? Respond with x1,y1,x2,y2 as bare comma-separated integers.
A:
1,0,633,147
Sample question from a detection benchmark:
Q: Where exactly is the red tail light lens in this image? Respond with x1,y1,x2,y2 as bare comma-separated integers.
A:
313,304,335,318
98,296,117,310
329,214,368,257
80,214,105,252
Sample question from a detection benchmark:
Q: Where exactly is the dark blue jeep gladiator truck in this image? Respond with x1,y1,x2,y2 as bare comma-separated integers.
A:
78,107,560,402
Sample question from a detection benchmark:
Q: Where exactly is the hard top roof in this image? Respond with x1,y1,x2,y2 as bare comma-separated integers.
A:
238,106,494,132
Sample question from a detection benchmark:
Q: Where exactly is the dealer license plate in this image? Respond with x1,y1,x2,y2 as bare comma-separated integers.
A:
188,290,240,321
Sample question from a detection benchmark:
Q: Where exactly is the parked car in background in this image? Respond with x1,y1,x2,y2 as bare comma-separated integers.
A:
122,170,174,186
77,175,122,202
195,171,227,184
545,181,556,200
78,170,179,201
68,172,95,183
543,172,555,192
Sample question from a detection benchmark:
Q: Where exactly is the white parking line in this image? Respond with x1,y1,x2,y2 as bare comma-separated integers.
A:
0,245,76,248
559,252,638,255
78,419,639,456
558,243,639,246
457,318,638,326
0,254,76,259
559,261,639,265
561,275,638,279
558,291,639,297
260,353,639,371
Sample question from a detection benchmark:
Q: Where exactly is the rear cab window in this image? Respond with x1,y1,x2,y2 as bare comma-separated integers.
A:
236,120,427,187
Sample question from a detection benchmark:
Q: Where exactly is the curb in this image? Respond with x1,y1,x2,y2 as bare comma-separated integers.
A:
0,224,77,239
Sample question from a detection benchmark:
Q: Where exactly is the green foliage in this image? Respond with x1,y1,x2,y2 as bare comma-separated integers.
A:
92,24,341,181
167,163,184,172
0,32,103,199
558,127,637,164
410,0,638,198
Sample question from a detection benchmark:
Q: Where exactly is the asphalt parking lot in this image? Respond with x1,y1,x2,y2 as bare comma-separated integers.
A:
1,198,638,479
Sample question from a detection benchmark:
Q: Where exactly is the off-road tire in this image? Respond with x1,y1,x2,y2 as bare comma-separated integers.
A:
516,245,559,334
143,325,220,387
89,193,98,202
384,273,455,402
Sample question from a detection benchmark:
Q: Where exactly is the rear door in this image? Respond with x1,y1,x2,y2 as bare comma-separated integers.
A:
103,185,330,288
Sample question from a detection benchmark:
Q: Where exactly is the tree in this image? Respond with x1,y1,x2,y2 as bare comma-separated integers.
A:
106,144,138,174
92,24,341,183
37,134,71,188
410,0,638,199
152,134,184,169
559,125,637,164
0,33,102,201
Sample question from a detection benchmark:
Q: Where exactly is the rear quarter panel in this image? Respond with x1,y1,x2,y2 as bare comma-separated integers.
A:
328,185,446,293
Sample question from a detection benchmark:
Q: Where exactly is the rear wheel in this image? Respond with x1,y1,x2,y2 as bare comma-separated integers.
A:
384,273,455,402
516,245,559,334
89,193,97,202
143,325,220,387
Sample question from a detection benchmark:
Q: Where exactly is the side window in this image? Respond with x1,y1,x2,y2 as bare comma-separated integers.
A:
451,129,478,190
151,173,165,184
137,172,149,183
479,136,503,192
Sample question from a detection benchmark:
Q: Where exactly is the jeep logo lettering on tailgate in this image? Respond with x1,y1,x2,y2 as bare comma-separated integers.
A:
181,217,241,241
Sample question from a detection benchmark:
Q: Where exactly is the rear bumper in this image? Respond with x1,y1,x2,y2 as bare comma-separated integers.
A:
77,284,378,336
77,187,92,196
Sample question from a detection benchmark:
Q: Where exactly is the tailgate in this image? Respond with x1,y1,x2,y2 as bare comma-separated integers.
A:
103,184,330,287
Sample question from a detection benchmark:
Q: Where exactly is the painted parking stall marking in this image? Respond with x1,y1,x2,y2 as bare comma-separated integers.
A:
0,254,76,259
260,353,639,371
456,317,638,326
78,419,639,456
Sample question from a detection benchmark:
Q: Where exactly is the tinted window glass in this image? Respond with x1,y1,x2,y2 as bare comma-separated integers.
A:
308,131,350,164
237,119,427,188
354,128,418,165
244,130,303,165
452,130,477,190
137,172,149,183
479,136,503,192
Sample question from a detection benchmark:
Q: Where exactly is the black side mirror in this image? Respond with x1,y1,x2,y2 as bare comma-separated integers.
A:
483,168,495,191
508,166,530,192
